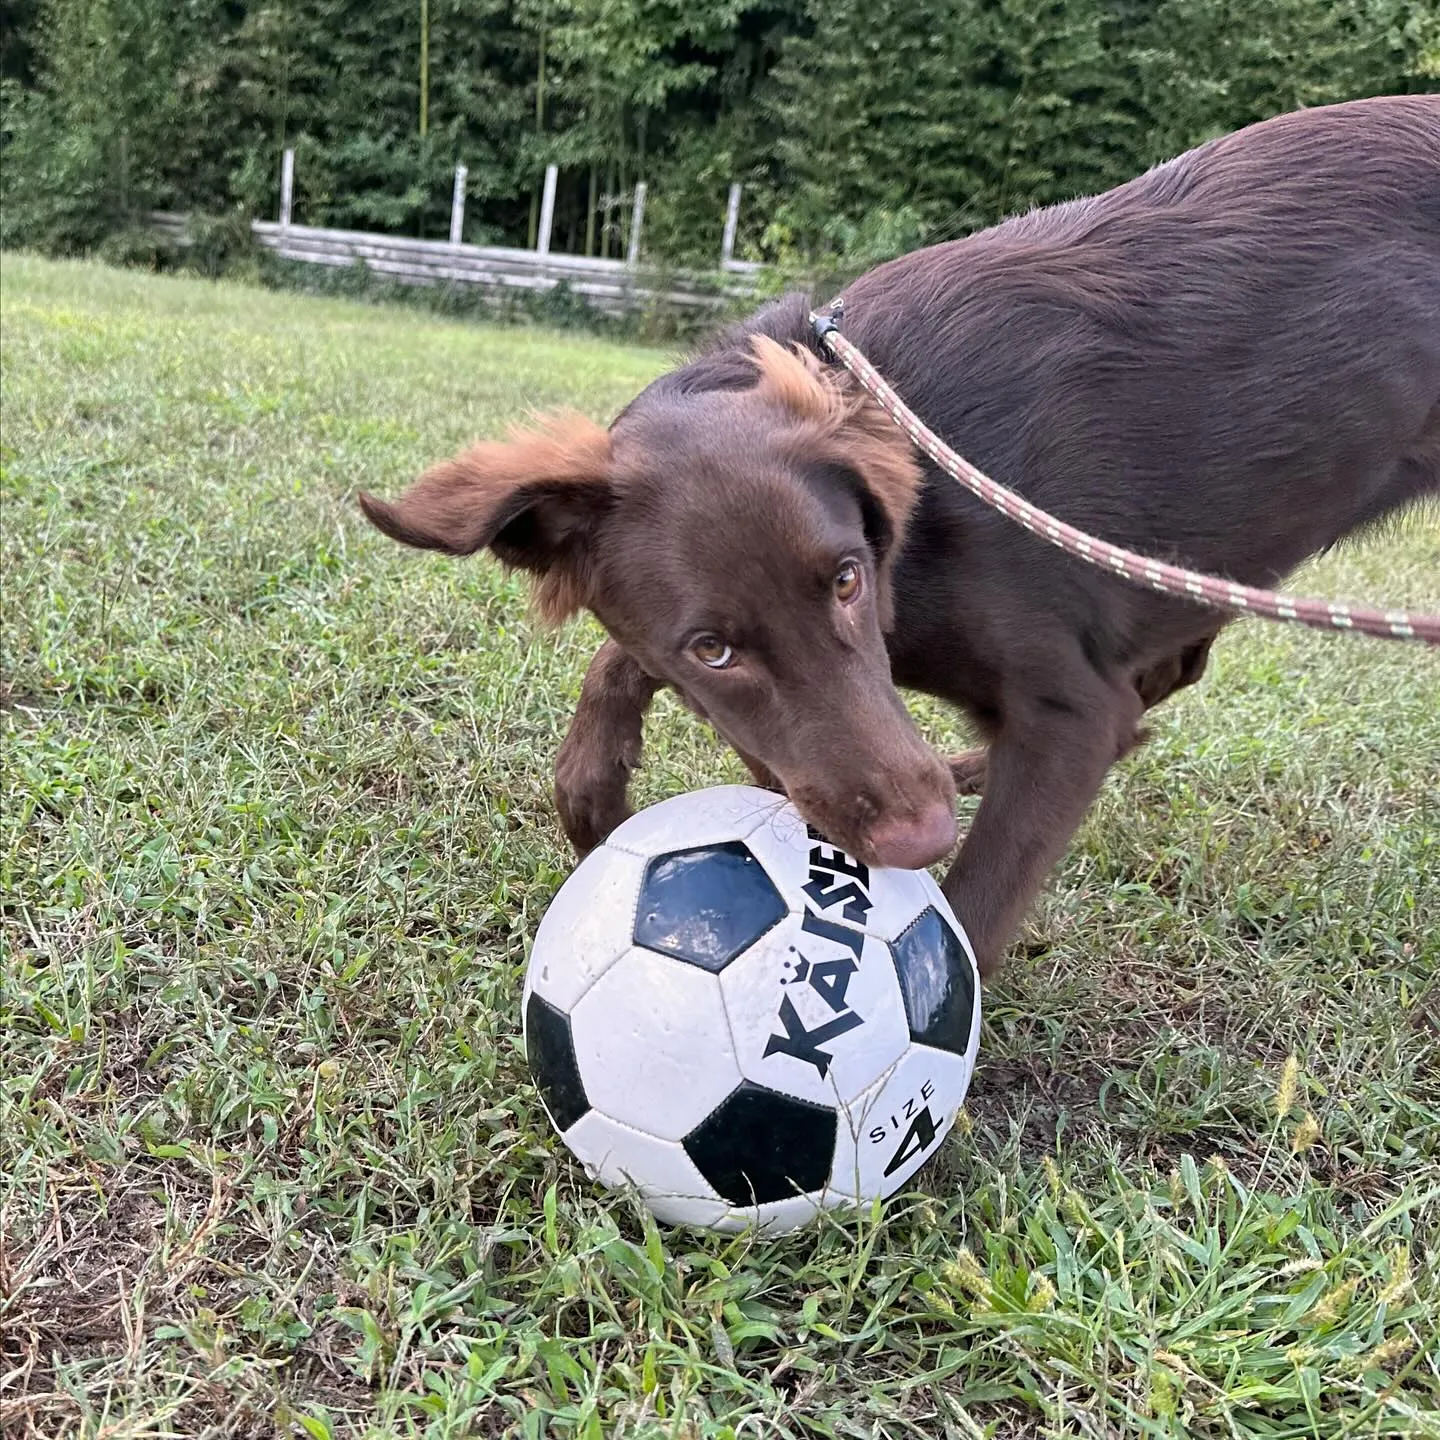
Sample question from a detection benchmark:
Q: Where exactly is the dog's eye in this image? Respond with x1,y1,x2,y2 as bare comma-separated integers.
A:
834,560,862,604
692,635,734,669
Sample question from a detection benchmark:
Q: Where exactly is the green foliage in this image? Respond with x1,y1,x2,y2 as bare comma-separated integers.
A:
0,0,179,251
1130,0,1436,163
2,0,1435,265
765,0,1141,252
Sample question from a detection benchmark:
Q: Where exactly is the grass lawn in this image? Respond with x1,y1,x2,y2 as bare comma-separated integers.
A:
3,253,1438,1440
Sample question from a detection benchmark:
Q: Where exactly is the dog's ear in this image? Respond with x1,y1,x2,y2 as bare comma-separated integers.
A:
750,336,923,631
357,412,613,622
750,334,837,420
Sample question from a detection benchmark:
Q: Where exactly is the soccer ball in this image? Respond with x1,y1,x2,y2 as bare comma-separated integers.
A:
523,785,981,1234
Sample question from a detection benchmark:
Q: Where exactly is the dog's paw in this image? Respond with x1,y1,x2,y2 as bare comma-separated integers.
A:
553,744,636,857
554,781,631,857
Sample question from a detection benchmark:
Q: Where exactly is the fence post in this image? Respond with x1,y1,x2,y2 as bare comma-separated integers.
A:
536,164,558,257
627,182,647,268
449,164,468,245
279,147,295,228
720,182,741,269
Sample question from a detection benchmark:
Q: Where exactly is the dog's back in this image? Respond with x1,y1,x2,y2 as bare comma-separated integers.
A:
850,95,1439,587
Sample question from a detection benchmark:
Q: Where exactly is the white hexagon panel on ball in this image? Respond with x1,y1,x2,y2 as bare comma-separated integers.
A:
831,1044,974,1201
604,784,788,861
568,948,743,1141
523,842,648,1012
718,909,910,1109
740,802,876,921
563,1111,730,1229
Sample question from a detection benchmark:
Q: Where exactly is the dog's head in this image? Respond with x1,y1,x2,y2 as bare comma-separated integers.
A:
359,333,957,868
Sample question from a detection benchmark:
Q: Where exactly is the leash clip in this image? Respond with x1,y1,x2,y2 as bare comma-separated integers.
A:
810,296,845,346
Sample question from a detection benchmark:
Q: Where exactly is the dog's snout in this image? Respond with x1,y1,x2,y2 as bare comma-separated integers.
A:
865,801,958,871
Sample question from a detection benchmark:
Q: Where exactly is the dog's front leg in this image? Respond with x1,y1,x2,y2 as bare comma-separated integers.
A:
941,675,1141,977
554,639,662,856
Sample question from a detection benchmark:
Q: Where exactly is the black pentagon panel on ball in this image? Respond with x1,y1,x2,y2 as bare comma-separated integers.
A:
890,906,977,1056
525,992,591,1132
633,841,787,972
682,1081,836,1206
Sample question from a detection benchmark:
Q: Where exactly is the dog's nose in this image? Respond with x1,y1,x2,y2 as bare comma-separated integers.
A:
865,803,958,871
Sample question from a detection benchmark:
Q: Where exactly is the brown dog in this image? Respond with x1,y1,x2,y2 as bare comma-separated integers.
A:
359,96,1440,977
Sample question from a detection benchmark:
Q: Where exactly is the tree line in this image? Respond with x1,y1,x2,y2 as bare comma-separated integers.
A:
2,0,1436,269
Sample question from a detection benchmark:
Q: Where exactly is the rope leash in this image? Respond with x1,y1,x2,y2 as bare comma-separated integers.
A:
810,304,1440,646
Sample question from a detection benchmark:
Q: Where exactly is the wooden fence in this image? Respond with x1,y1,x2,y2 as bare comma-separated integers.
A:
155,152,765,319
250,220,758,316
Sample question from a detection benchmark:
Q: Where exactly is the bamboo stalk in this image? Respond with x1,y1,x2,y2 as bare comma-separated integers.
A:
419,0,429,137
586,165,597,257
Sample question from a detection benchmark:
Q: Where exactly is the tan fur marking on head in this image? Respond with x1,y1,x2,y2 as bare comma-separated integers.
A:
749,336,920,537
750,334,842,422
767,372,925,632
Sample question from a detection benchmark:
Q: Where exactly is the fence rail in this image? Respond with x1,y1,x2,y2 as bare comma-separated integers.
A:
153,213,762,318
153,152,766,319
